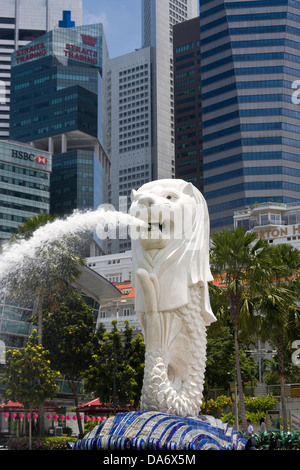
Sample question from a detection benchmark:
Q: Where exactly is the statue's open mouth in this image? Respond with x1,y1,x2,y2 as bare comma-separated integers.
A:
148,222,164,233
133,205,173,245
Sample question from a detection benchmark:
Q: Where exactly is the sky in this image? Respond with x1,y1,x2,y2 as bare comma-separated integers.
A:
82,0,142,58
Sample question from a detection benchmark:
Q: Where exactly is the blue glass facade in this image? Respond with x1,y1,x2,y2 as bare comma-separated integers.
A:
9,24,110,226
173,17,203,192
200,0,300,230
50,149,95,215
9,24,103,142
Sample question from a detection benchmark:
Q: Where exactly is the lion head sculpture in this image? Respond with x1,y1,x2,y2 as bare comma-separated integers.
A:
129,179,216,326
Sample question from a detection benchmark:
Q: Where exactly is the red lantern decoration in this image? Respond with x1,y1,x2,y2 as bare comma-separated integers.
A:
60,415,65,420
72,415,77,420
47,414,52,419
84,416,89,421
33,413,38,420
102,417,107,421
3,412,9,419
25,413,30,420
66,415,71,420
11,412,17,419
53,414,59,420
19,413,24,420
96,416,101,422
91,416,95,421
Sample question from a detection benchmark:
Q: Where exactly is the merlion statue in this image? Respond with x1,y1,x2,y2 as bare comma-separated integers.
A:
74,179,247,451
129,179,216,418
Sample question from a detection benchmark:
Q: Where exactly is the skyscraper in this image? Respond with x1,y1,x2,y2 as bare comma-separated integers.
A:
142,0,198,180
9,22,110,255
109,47,152,253
0,140,51,242
109,0,198,253
200,0,300,231
173,16,202,192
0,0,82,139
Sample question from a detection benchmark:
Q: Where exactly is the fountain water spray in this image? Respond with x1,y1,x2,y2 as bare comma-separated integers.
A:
0,207,146,293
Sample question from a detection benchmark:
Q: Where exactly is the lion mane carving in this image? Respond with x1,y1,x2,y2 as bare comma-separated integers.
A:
129,179,216,418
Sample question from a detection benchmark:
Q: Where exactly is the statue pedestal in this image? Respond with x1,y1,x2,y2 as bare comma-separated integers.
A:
74,411,247,451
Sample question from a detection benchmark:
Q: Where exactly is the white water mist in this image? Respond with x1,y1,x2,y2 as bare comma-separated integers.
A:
0,207,146,289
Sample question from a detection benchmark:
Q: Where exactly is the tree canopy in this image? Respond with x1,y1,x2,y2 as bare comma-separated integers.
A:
84,320,145,409
1,333,61,409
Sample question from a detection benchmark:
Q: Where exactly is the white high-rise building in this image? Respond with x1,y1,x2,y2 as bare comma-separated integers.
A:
109,0,198,253
109,47,153,253
0,0,82,139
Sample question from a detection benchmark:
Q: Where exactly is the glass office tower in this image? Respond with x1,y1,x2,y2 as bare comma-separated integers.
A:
9,23,110,255
142,0,198,180
173,16,202,192
200,0,300,230
0,0,82,139
10,24,104,142
0,140,51,242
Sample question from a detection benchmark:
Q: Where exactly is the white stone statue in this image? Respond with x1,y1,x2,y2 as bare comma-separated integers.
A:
129,179,216,418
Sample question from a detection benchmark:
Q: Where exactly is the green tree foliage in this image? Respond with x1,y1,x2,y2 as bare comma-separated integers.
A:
41,290,98,436
244,395,277,413
1,333,61,408
4,213,85,438
7,234,84,311
210,226,273,431
262,357,300,385
0,333,61,449
84,320,145,409
205,325,235,393
6,213,85,346
210,230,300,432
204,325,256,411
255,244,300,431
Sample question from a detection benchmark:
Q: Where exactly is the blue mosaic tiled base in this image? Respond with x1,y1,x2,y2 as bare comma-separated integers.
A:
74,411,247,450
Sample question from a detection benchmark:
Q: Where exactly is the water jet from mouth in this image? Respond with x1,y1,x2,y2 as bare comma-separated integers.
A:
0,207,146,295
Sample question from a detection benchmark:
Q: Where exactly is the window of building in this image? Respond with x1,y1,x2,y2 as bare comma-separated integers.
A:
260,213,281,226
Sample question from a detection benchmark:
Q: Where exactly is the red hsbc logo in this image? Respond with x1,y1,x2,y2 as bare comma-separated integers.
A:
35,155,48,165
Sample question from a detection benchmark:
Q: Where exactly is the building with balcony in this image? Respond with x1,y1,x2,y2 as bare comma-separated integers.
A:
234,201,300,249
86,251,141,334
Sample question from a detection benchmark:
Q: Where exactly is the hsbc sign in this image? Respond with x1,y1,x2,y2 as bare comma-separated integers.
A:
11,149,48,166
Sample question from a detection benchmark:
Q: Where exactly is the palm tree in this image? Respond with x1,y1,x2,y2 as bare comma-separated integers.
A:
256,244,300,431
11,213,58,241
210,226,273,432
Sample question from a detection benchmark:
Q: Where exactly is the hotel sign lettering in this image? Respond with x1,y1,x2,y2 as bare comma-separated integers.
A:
254,225,300,239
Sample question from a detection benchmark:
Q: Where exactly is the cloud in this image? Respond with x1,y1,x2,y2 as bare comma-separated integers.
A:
82,10,109,30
